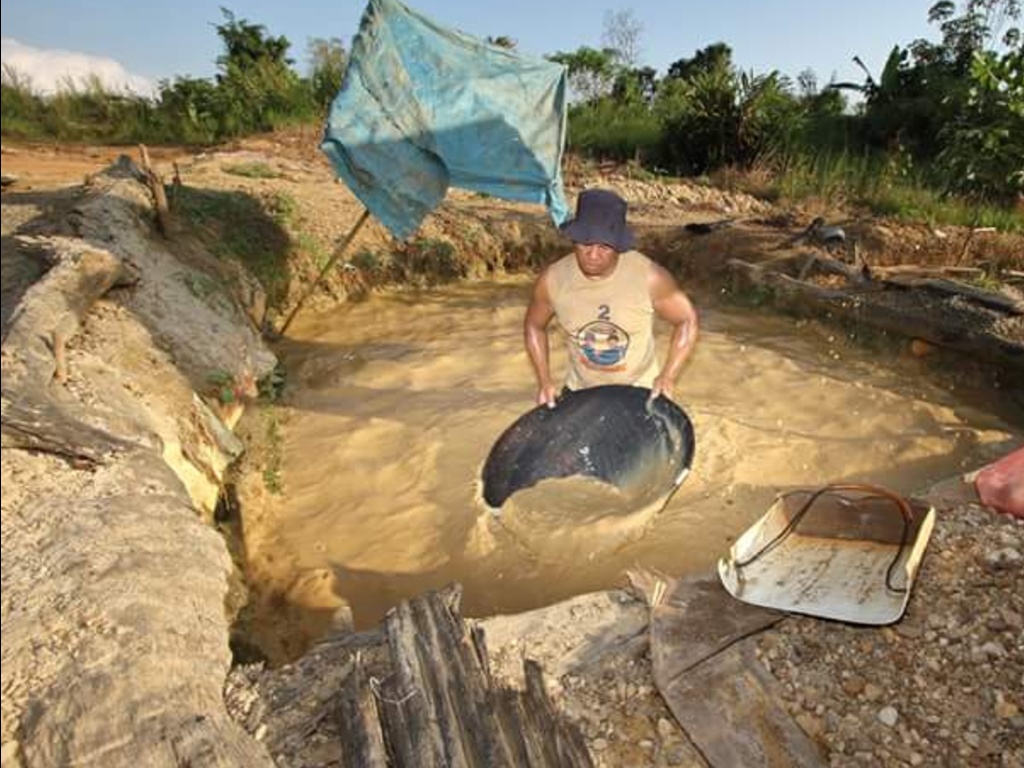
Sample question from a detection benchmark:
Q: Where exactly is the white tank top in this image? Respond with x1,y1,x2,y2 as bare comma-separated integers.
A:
546,250,657,390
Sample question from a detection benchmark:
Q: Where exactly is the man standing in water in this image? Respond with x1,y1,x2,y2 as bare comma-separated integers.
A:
524,188,699,406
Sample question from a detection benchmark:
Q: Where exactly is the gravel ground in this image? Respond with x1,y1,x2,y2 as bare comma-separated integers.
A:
483,490,1024,768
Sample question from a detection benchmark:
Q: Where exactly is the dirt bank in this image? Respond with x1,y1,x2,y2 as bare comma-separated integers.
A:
2,159,276,765
2,133,1022,767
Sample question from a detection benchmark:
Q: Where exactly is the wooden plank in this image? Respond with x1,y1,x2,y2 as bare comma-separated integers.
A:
649,574,824,768
649,574,783,684
376,587,595,768
871,264,984,279
139,144,171,236
336,655,388,768
664,639,826,768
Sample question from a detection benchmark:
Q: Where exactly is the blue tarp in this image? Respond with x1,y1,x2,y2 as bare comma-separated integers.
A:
321,0,570,240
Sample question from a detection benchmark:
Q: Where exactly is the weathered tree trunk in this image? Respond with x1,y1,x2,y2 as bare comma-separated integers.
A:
336,657,389,768
1,243,129,462
330,587,594,768
729,259,1024,371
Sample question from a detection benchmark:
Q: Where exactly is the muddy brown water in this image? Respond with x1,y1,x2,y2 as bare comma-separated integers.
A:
263,277,1022,632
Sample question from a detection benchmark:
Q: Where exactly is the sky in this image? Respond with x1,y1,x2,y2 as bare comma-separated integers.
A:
1,0,940,96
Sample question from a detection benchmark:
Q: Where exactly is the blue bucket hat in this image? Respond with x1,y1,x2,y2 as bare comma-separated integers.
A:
560,188,635,252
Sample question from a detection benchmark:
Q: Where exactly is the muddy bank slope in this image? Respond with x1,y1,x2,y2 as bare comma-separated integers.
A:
1,162,275,766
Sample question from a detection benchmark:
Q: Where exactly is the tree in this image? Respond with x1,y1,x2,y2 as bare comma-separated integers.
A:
937,48,1024,201
796,69,846,117
212,8,311,134
214,7,293,74
666,43,733,81
308,37,346,111
612,66,657,105
602,9,643,68
548,46,618,103
926,0,1021,63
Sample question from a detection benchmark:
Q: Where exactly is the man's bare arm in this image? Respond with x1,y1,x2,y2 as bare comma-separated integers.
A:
524,270,559,407
648,262,699,400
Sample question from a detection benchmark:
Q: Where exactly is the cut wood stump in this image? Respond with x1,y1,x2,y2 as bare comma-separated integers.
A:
333,586,594,768
139,144,171,236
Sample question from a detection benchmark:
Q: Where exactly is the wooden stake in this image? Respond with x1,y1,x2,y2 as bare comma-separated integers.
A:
138,144,171,237
278,208,371,336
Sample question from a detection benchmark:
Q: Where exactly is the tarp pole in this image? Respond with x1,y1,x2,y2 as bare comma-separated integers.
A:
278,207,372,336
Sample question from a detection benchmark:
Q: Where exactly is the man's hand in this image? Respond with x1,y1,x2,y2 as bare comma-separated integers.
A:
536,381,559,409
648,374,674,404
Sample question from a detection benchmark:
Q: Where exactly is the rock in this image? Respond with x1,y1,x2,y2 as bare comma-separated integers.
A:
996,699,1020,719
843,677,866,696
796,713,824,739
895,621,923,639
878,706,899,727
863,683,884,702
983,547,1022,570
0,174,17,188
980,641,1007,659
1003,609,1024,630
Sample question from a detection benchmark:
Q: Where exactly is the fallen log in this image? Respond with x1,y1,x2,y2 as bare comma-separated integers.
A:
870,264,985,279
796,251,869,284
0,391,133,466
2,241,126,386
880,275,1024,315
1,242,132,463
729,259,1024,371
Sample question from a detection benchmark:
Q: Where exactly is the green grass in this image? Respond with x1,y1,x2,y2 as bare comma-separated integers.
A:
349,248,383,273
261,405,283,494
295,232,328,270
399,237,464,282
1,71,165,143
727,149,1024,234
206,369,240,404
173,185,293,308
222,161,282,179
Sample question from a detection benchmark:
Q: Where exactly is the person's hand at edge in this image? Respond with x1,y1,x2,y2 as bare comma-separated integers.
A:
537,381,559,409
648,374,674,405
